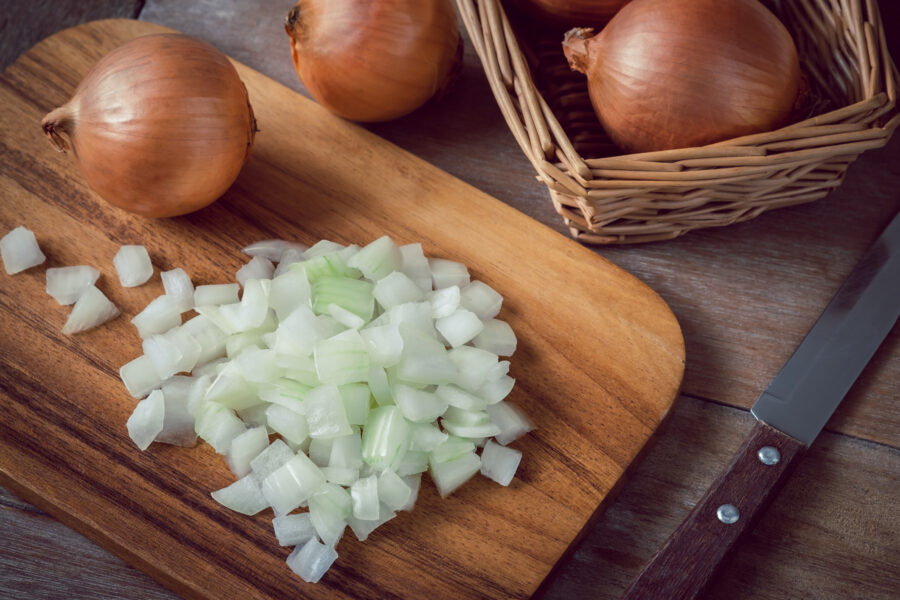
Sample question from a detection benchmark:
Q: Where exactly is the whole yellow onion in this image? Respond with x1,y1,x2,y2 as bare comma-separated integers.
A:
41,34,257,217
563,0,802,153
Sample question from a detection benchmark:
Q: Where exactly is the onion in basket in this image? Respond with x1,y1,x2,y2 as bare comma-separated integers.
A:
119,235,533,584
284,0,462,122
41,34,257,217
562,0,802,152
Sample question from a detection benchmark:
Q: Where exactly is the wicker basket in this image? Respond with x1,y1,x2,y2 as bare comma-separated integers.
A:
456,0,899,243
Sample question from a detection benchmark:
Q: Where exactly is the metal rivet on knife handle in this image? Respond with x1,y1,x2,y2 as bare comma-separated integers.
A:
757,446,781,465
716,504,740,524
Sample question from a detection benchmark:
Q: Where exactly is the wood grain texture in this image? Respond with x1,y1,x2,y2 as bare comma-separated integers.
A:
0,19,684,600
621,422,807,600
136,0,900,447
539,399,900,600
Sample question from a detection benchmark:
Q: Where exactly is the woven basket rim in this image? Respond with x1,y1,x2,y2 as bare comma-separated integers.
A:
456,0,900,244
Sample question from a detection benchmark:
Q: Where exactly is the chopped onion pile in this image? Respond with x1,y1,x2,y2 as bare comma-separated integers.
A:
119,236,532,584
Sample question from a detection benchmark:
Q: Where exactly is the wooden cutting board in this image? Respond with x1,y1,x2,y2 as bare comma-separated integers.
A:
0,20,685,600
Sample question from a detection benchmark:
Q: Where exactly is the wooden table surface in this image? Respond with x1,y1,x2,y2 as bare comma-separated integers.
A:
2,1,898,599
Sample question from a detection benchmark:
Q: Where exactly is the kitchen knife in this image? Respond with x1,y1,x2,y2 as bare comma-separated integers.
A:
620,210,900,600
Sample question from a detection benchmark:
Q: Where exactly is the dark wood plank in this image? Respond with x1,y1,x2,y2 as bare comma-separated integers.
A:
0,0,143,71
537,397,900,600
0,496,178,600
138,0,900,446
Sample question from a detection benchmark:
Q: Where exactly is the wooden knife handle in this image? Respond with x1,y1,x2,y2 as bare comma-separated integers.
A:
620,420,806,600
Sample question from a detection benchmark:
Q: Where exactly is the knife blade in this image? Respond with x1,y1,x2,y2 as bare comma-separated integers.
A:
620,210,900,600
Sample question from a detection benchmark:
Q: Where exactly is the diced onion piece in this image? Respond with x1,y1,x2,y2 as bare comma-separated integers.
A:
312,276,374,321
120,354,164,398
348,235,401,281
236,256,274,286
242,239,308,262
142,334,185,380
114,245,153,287
373,271,424,309
441,419,501,439
429,451,481,497
399,243,432,291
308,438,334,467
428,258,469,289
236,348,284,383
361,406,409,471
309,483,350,546
486,401,534,445
226,425,270,477
392,383,448,423
478,374,516,405
377,469,411,511
195,402,246,453
156,377,199,446
367,366,393,406
428,285,460,319
250,439,295,481
447,346,499,393
211,474,269,516
409,422,448,452
314,330,370,385
205,371,259,411
388,302,435,337
161,268,194,311
328,431,363,469
273,305,331,358
262,453,326,514
132,295,182,339
185,375,212,417
321,466,359,486
286,538,338,584
62,285,120,335
473,318,517,356
267,404,310,445
194,283,240,306
459,281,503,320
303,239,345,259
359,323,403,368
338,384,371,426
273,513,316,546
400,474,422,511
46,265,100,305
181,314,227,366
480,440,522,486
395,323,457,385
126,389,165,450
350,474,380,520
430,436,475,464
347,502,396,542
305,384,353,439
435,308,484,348
273,245,306,275
1,226,46,274
435,384,487,411
269,269,311,321
328,303,366,329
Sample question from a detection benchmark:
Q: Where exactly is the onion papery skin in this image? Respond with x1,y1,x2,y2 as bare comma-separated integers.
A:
563,0,801,153
285,0,462,123
512,0,632,28
41,34,257,218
